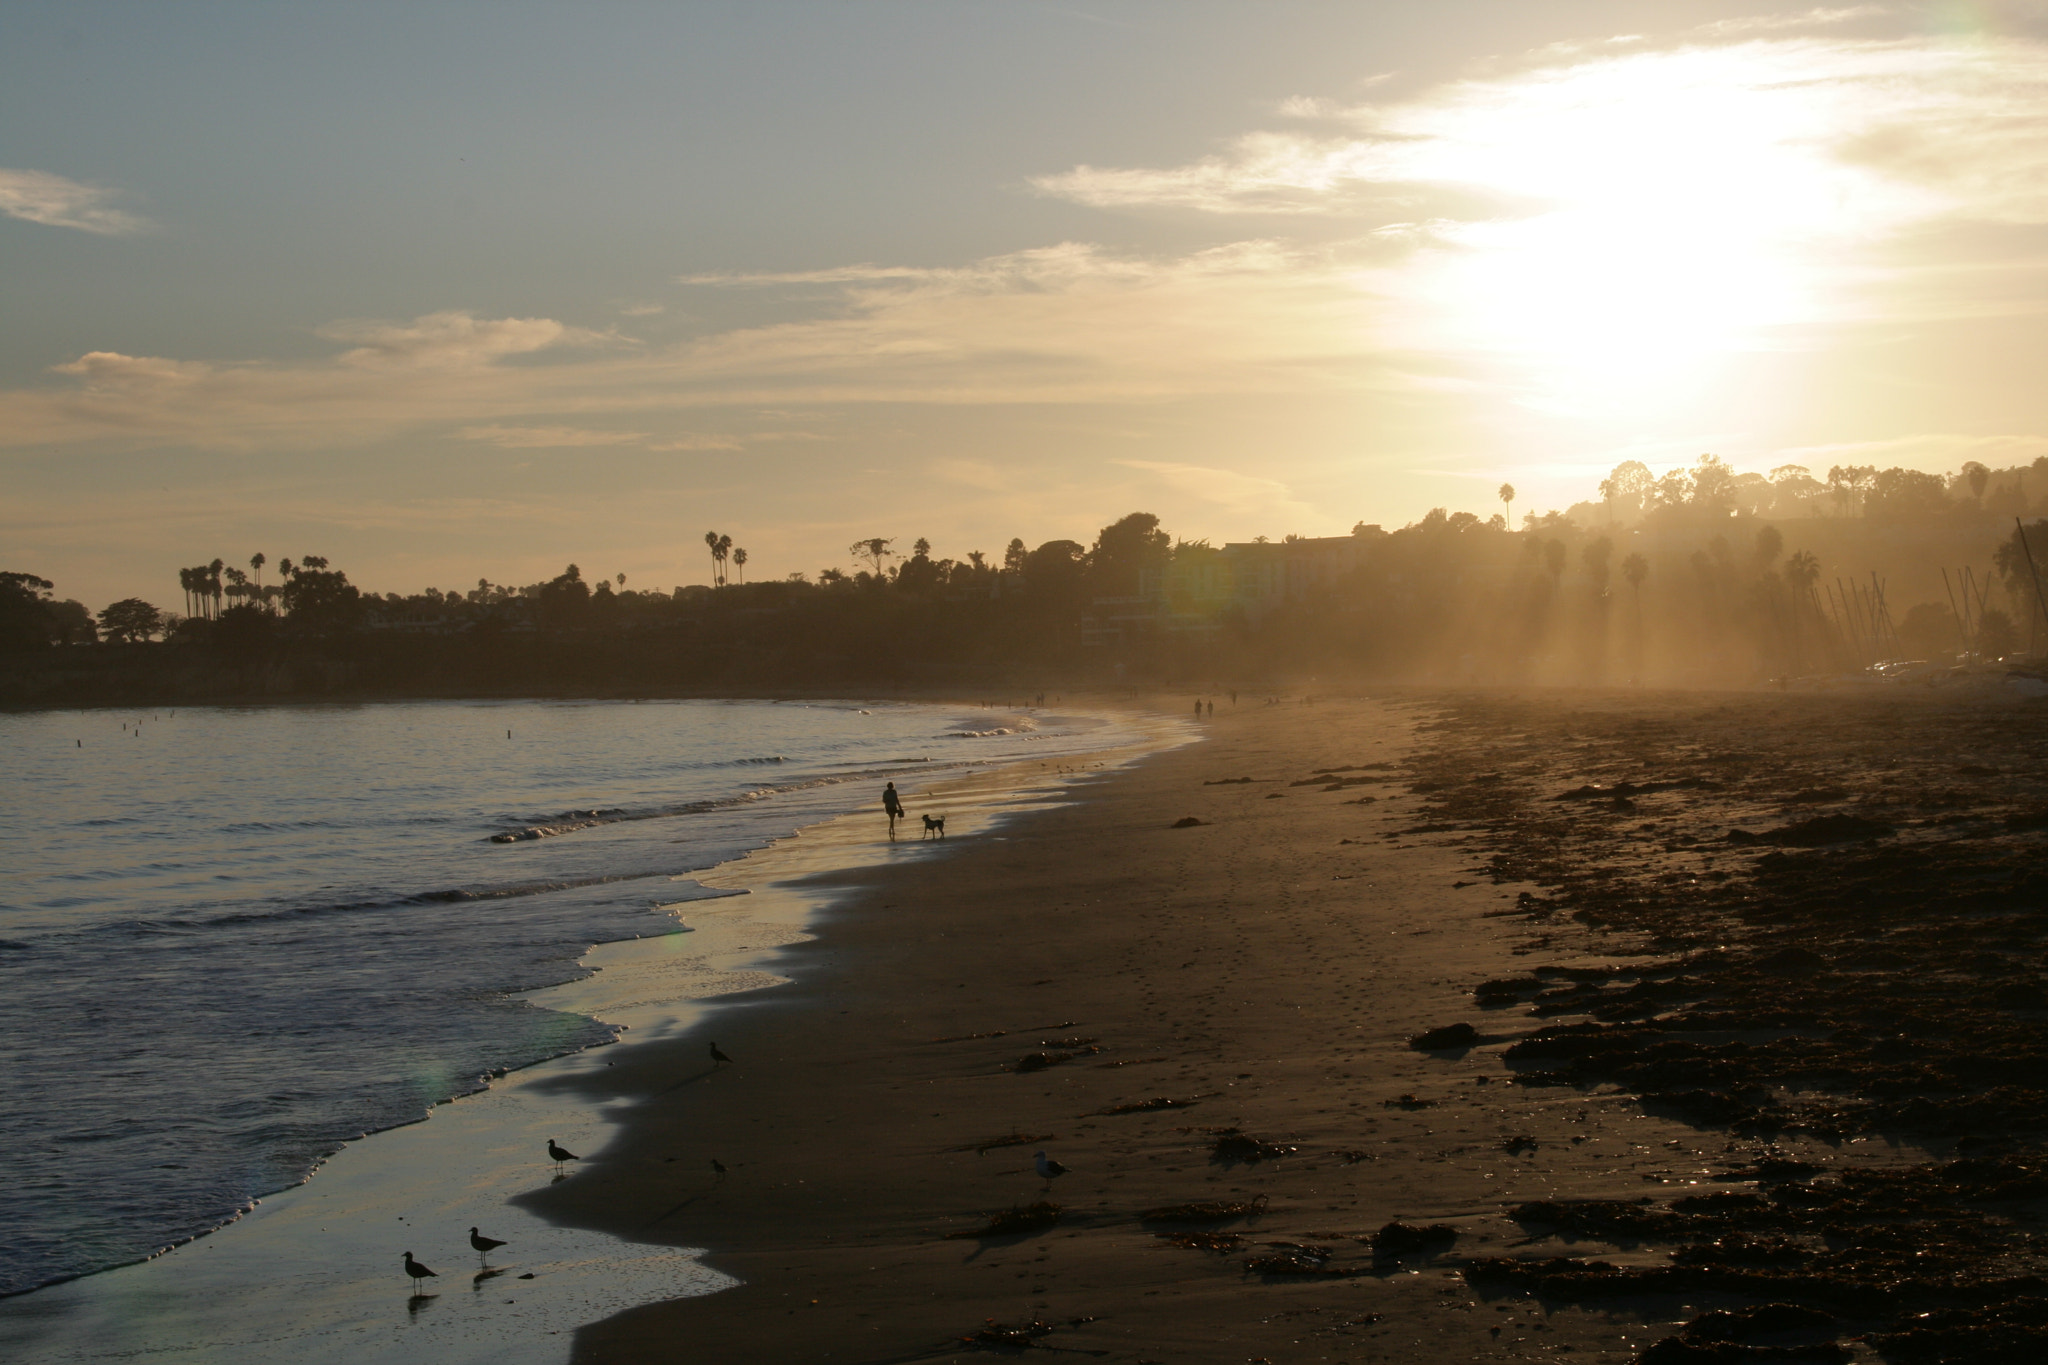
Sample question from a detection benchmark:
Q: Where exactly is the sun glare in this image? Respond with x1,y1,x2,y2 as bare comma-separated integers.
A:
1377,42,1942,414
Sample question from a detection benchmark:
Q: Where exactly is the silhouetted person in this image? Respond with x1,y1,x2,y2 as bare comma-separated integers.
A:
883,781,903,832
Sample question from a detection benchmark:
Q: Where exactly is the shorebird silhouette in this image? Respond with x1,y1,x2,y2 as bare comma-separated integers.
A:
547,1138,579,1170
711,1157,727,1178
402,1251,438,1289
468,1226,507,1263
1034,1150,1068,1187
708,1041,733,1067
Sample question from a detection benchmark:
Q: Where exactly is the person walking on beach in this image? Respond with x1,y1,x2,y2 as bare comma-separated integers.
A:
882,781,904,832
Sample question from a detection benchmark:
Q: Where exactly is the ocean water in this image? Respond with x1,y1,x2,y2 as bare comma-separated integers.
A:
0,697,1135,1299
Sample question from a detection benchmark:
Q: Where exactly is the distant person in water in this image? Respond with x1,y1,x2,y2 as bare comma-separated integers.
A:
882,781,904,832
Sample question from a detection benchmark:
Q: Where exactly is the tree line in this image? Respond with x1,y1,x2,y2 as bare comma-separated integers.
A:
5,456,2046,700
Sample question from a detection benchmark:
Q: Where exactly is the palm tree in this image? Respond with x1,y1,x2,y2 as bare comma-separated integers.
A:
1783,549,1821,669
1499,483,1516,529
715,534,732,586
250,553,267,605
1620,552,1648,681
224,566,250,609
207,559,225,619
704,531,722,587
732,547,747,584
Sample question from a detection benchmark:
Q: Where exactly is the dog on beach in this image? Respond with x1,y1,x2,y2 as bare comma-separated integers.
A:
921,814,946,839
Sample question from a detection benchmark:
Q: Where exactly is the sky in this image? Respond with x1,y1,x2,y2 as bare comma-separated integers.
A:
9,0,2048,605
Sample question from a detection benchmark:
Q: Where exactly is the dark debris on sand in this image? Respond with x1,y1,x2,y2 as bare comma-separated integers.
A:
1404,694,2048,1365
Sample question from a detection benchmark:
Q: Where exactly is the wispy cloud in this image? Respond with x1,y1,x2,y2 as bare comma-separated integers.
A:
319,311,608,370
677,264,941,286
0,240,1411,454
1034,34,2048,229
1688,6,1882,39
1115,458,1317,525
0,167,153,235
646,433,744,451
459,424,649,448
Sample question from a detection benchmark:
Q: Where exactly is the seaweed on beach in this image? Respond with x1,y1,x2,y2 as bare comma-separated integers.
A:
1409,1022,1478,1050
1244,1245,1364,1278
1405,694,2048,1349
1093,1095,1211,1115
945,1201,1062,1239
957,1318,1055,1348
1210,1128,1299,1162
1141,1195,1268,1223
1371,1222,1458,1257
1632,1303,1851,1364
1156,1229,1241,1251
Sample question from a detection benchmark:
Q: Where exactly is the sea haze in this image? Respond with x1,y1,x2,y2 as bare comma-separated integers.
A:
0,697,1127,1298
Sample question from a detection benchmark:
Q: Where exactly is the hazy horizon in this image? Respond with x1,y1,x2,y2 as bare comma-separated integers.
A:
12,1,2048,606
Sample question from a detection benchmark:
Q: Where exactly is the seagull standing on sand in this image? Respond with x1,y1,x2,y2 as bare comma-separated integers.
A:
1034,1151,1068,1186
547,1138,579,1170
468,1227,507,1263
708,1041,733,1067
402,1251,438,1289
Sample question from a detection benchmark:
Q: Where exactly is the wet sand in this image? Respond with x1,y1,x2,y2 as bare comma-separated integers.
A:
538,689,2048,1365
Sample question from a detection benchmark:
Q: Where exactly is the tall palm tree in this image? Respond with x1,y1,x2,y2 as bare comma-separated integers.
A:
732,547,747,584
715,533,733,586
250,553,266,604
704,531,721,586
1783,550,1821,669
1620,552,1649,681
207,559,225,620
1499,483,1516,529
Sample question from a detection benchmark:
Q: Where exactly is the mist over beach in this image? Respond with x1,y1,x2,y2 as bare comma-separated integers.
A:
7,4,2048,1363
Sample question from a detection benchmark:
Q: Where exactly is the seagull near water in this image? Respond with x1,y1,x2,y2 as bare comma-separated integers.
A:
547,1138,579,1170
469,1227,507,1262
1034,1151,1068,1185
708,1041,733,1067
402,1251,438,1289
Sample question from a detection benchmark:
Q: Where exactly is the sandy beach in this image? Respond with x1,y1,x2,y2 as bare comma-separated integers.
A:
523,688,2048,1365
14,689,2037,1365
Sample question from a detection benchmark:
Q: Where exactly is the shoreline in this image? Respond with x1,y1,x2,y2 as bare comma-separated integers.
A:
541,691,1992,1365
0,700,1188,1363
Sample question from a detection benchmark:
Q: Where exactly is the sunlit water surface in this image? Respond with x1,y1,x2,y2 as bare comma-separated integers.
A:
0,697,1131,1298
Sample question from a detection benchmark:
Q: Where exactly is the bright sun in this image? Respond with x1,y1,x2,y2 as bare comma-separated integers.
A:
1375,41,1935,415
